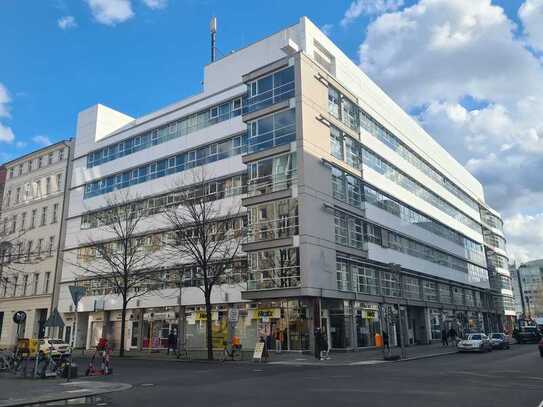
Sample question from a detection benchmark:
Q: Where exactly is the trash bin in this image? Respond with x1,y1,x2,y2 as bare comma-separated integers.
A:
375,333,383,348
61,363,78,379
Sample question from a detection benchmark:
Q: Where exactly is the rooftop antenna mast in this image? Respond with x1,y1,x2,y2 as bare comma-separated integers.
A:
210,16,217,63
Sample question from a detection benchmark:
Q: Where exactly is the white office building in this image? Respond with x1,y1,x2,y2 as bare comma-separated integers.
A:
57,17,514,352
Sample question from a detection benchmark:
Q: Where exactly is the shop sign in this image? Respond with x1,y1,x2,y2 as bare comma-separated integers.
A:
253,342,265,361
252,308,280,320
195,311,218,321
144,311,176,321
365,310,376,319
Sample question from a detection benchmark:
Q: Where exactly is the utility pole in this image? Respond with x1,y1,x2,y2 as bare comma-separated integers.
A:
389,263,407,359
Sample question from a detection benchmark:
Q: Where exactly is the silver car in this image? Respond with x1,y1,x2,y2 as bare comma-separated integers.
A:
457,333,493,352
489,333,510,349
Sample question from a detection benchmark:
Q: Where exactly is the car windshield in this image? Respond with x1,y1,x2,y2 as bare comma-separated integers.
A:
469,334,482,340
491,334,503,339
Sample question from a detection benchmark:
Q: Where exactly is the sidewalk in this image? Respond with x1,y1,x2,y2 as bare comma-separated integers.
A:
88,342,458,366
0,376,131,407
267,342,458,366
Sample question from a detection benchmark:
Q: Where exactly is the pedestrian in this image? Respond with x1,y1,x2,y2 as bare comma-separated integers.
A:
441,328,449,347
448,327,457,346
382,331,390,350
314,328,322,359
260,336,270,362
275,329,282,353
167,330,176,355
319,332,330,360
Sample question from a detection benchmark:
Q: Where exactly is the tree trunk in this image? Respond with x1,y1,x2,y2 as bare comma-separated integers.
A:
178,289,185,355
120,299,128,357
204,292,213,360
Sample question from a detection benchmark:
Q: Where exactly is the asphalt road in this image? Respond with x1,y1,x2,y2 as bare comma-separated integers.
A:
93,345,542,407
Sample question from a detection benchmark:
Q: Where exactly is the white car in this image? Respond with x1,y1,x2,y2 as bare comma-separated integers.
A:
39,338,71,357
457,333,493,353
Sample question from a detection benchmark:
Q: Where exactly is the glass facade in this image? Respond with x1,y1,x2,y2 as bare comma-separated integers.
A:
246,66,295,113
247,109,296,153
248,152,297,197
87,96,244,168
84,134,247,198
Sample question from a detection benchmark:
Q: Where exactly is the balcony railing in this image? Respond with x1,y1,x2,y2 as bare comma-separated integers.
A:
245,81,295,115
246,215,299,243
247,171,297,197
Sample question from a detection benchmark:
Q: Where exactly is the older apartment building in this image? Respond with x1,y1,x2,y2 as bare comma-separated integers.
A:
0,141,70,348
57,17,514,352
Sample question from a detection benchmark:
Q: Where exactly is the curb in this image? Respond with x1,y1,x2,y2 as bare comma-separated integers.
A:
0,381,132,407
401,351,458,362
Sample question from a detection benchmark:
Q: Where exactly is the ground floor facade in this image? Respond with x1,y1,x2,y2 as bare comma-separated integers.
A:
61,294,503,353
0,295,51,349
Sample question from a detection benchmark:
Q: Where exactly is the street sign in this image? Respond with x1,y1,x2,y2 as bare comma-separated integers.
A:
44,308,65,328
69,286,86,306
228,308,239,322
13,311,27,324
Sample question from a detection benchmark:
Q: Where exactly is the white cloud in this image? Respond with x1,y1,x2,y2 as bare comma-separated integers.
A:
519,0,543,51
0,123,15,143
0,83,11,118
341,0,404,27
86,0,134,26
346,0,543,261
32,135,53,147
58,15,78,30
504,213,543,263
321,24,334,36
15,141,27,148
142,0,167,9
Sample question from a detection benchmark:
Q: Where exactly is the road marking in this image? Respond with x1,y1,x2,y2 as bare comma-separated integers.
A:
521,376,543,381
538,400,543,407
450,371,495,378
66,389,91,393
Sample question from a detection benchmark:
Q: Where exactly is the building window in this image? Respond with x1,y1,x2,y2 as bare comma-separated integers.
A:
22,274,29,296
37,238,43,257
44,272,51,293
26,240,33,261
41,207,47,226
33,273,40,295
46,177,51,195
15,187,20,204
56,173,63,191
59,148,65,161
48,152,53,165
48,236,54,256
30,209,37,229
20,212,26,232
52,203,59,224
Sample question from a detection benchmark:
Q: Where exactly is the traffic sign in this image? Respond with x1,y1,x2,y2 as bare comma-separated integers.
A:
13,311,27,324
69,286,86,305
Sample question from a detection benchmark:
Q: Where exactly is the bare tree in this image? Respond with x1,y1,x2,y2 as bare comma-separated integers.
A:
162,171,244,360
67,192,164,357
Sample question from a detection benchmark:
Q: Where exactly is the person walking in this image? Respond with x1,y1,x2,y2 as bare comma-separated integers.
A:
382,331,390,350
314,329,322,359
441,328,449,347
448,327,457,346
167,330,176,355
275,329,283,353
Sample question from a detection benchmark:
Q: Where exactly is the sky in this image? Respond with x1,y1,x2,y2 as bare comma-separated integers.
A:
1,0,542,262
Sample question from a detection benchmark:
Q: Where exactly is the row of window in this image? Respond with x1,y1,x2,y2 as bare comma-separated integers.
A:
336,256,486,307
330,165,485,265
75,260,247,296
0,271,52,298
7,147,67,179
330,126,482,233
86,66,295,169
334,209,489,283
486,252,509,270
328,86,480,212
0,236,57,264
77,218,246,263
81,174,247,230
483,230,507,251
84,134,248,198
361,146,482,233
2,204,60,235
480,207,504,232
3,173,64,209
247,108,296,154
87,97,244,168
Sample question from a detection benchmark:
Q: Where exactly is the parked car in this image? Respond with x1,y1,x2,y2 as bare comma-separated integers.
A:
538,338,543,357
489,333,510,350
457,333,492,352
514,327,542,344
39,338,71,357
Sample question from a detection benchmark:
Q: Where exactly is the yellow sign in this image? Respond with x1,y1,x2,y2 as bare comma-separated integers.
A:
252,308,280,320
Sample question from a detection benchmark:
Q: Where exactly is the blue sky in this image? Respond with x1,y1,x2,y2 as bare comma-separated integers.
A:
0,0,366,161
1,0,542,261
